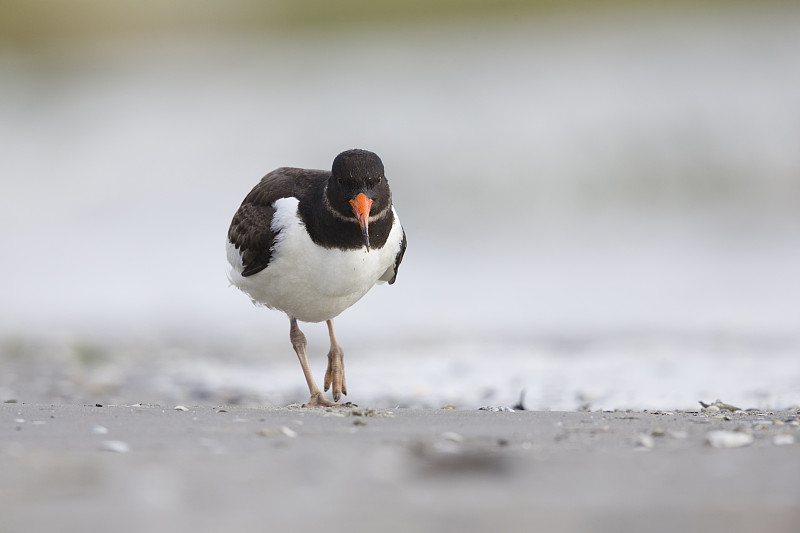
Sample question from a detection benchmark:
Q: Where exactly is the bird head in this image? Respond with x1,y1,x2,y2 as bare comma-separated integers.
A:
328,149,391,251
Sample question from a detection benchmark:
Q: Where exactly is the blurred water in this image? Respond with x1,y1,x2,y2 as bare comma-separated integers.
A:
1,5,799,408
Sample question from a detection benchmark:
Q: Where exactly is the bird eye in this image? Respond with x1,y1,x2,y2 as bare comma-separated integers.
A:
337,177,342,185
377,176,382,184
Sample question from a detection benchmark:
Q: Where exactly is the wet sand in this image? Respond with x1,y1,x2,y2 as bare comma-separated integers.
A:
2,403,799,533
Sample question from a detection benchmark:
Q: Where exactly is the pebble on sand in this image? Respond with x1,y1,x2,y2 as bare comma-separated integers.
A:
772,434,795,446
699,399,742,412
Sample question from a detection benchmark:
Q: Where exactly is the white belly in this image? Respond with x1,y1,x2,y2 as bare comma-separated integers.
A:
227,197,403,323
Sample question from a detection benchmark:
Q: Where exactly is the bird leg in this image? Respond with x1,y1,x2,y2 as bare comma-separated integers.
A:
323,319,347,402
289,318,338,408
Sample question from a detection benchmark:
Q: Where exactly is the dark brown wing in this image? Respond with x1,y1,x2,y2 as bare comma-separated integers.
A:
388,227,407,285
228,167,326,277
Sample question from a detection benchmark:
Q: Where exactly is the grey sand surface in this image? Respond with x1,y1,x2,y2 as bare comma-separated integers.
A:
2,403,799,533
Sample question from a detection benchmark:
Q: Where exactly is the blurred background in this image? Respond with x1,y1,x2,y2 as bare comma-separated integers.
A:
1,0,799,410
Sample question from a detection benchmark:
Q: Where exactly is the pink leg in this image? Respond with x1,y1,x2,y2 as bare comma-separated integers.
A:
323,319,347,401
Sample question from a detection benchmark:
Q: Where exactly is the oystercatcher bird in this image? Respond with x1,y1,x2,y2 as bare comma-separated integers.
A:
227,149,407,407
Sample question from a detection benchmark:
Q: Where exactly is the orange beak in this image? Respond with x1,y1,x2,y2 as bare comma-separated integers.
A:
349,192,373,250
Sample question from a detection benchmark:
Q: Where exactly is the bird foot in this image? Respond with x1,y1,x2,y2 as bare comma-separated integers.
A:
302,391,356,408
323,344,347,402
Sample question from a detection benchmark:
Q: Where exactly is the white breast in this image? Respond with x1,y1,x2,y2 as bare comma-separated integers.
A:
227,197,403,323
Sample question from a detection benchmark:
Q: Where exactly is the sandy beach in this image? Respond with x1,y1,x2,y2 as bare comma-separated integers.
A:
3,3,800,532
2,402,798,533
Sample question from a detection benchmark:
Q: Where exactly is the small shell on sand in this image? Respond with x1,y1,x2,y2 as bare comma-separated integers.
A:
258,426,298,438
99,440,130,453
773,434,795,446
280,426,298,438
440,432,464,443
635,434,655,450
432,432,464,454
706,430,754,448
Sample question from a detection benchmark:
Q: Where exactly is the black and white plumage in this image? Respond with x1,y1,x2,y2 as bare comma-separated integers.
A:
226,149,406,407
